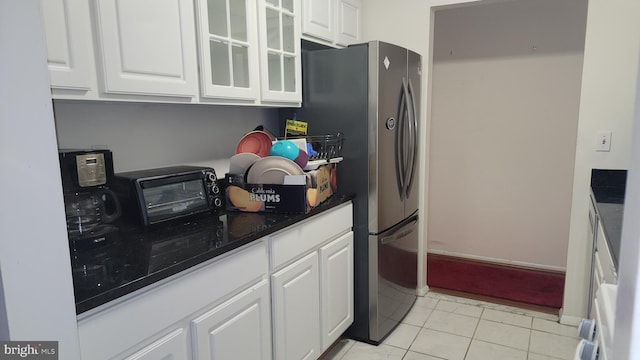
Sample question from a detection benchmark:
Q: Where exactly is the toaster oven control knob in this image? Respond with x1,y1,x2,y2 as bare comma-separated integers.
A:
207,172,217,182
211,185,220,194
213,197,222,207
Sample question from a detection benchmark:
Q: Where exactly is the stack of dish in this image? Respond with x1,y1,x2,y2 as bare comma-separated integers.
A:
231,131,306,185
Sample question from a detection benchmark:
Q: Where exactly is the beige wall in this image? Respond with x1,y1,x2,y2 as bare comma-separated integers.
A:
53,101,279,173
0,1,81,356
562,0,640,323
427,0,587,270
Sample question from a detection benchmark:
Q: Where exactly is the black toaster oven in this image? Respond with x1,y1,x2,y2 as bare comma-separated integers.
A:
111,166,223,226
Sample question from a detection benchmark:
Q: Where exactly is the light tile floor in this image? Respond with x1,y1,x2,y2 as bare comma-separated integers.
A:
321,292,580,360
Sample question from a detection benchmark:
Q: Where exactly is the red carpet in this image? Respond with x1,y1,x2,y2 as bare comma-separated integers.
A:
427,253,565,308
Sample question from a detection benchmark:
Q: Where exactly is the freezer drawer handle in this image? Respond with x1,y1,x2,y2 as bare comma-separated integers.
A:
380,227,415,245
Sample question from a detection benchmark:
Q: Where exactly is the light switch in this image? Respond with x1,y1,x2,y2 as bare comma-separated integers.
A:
596,131,612,152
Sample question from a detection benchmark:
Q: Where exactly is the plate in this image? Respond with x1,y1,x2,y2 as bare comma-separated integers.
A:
229,153,261,175
246,157,304,184
235,131,273,157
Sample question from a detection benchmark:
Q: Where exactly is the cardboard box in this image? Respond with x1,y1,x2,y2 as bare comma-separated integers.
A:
225,164,336,214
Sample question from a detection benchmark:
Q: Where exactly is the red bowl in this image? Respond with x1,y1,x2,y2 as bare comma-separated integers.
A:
235,131,273,157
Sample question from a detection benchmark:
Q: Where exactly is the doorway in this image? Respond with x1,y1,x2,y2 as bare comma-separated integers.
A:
426,0,588,309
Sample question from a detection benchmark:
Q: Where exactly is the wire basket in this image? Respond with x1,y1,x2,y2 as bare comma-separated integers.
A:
281,133,343,161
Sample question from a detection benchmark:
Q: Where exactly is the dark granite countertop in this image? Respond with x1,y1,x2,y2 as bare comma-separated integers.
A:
591,169,627,270
70,194,353,315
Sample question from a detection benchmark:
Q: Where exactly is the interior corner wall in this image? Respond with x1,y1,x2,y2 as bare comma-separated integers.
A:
427,0,587,270
0,1,81,357
562,0,640,322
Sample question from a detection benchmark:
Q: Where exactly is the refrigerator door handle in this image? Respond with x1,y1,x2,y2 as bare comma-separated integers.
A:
396,79,408,198
405,79,418,197
399,78,413,199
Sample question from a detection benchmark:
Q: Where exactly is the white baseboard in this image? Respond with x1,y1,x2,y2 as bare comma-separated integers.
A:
428,249,566,273
417,285,429,296
559,308,583,326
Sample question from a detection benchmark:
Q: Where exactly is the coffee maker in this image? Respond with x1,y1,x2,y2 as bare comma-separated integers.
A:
59,149,121,248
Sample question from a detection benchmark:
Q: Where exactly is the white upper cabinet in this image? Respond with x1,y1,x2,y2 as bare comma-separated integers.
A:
195,0,301,105
93,0,199,98
335,0,361,47
302,0,333,42
195,0,260,102
40,0,304,105
257,0,302,105
40,0,95,93
301,0,361,48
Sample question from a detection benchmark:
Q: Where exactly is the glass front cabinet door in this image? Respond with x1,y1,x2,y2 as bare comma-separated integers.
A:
195,0,260,102
258,0,302,105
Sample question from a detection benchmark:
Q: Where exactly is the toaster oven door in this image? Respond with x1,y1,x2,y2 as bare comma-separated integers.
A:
141,177,209,224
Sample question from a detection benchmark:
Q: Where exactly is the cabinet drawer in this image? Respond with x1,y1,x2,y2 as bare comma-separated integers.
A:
590,269,599,319
123,328,188,360
78,240,268,360
269,203,352,270
595,221,617,284
594,252,604,285
595,248,616,285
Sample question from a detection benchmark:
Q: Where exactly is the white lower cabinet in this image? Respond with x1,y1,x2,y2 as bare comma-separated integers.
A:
191,280,272,360
595,218,617,284
272,252,321,360
77,240,268,360
76,202,353,360
123,328,188,360
270,202,354,358
319,232,354,350
588,194,618,319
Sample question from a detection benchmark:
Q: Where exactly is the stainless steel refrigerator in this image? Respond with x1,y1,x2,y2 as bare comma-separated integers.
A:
282,41,421,344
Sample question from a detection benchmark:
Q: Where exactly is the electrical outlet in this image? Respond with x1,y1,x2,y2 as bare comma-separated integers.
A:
597,131,612,152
